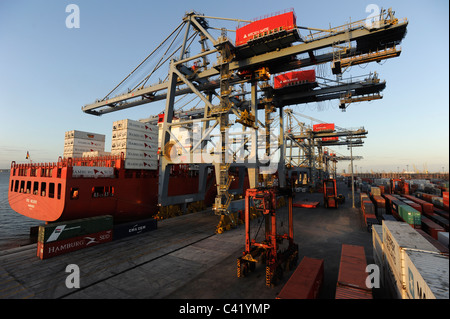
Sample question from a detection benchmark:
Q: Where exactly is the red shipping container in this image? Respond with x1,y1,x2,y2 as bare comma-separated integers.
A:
337,244,370,291
277,256,324,299
273,70,316,89
235,11,296,47
38,230,112,259
335,285,372,299
416,229,449,254
420,216,445,240
403,195,434,215
312,123,335,132
322,137,339,142
443,191,449,207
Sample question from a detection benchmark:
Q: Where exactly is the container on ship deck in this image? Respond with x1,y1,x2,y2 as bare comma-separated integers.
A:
112,119,158,134
65,130,105,142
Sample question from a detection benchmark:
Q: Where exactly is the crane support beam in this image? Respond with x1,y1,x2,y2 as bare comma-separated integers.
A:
82,17,406,115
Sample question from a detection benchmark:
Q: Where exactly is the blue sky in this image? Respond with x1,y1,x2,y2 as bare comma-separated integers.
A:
0,0,448,173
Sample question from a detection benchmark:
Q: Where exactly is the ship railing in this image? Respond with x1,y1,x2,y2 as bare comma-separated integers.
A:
10,153,125,177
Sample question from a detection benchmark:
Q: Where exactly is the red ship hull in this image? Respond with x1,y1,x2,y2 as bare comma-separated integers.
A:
8,155,217,223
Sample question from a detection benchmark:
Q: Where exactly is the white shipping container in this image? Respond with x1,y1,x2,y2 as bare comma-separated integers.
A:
64,145,105,154
402,249,449,299
82,151,111,157
63,152,83,159
372,224,385,289
110,149,158,160
111,139,158,152
72,166,114,178
124,159,158,170
64,138,106,149
372,224,384,264
65,130,105,142
438,232,449,247
112,119,158,134
384,261,408,299
111,128,158,141
382,220,440,285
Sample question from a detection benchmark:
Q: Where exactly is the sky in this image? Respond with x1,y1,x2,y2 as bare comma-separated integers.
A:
0,0,448,174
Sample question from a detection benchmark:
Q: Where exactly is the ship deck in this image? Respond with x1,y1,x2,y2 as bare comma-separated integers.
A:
0,182,387,300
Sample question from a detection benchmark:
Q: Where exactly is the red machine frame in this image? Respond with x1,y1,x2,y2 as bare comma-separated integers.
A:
237,187,298,286
323,179,338,208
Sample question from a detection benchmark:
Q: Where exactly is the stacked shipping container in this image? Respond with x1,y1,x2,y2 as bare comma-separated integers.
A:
37,215,113,259
111,119,158,170
335,244,372,299
276,256,324,299
63,130,106,158
372,220,448,299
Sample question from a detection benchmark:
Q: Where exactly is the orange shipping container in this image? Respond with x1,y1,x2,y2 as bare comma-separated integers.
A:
277,256,324,299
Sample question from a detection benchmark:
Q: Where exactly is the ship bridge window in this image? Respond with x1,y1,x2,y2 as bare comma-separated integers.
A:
70,187,79,200
57,183,61,199
14,180,19,192
26,181,31,194
10,180,14,192
20,180,25,193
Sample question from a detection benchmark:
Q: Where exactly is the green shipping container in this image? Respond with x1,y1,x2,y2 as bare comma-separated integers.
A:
38,215,113,243
398,205,421,226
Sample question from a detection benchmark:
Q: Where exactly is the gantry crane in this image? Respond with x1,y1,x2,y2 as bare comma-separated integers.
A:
82,8,407,219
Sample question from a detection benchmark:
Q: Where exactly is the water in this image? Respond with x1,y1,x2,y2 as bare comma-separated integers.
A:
0,171,38,251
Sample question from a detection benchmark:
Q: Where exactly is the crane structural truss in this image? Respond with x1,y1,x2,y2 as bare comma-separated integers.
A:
82,9,408,215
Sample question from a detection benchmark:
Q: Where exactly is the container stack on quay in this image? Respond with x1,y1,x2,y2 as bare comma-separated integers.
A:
37,215,113,259
63,130,106,158
111,119,159,170
372,220,448,299
335,244,373,299
276,256,324,299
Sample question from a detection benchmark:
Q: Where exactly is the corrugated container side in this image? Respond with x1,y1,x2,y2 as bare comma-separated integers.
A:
372,225,385,288
235,11,296,46
276,256,324,299
124,159,158,170
384,260,408,298
416,229,449,254
112,119,158,134
438,232,449,247
38,230,112,259
398,204,421,227
312,123,335,132
402,249,449,299
335,285,372,299
38,215,113,243
113,218,157,240
420,216,445,240
382,220,440,287
65,130,106,142
372,225,384,264
71,166,114,178
337,244,370,291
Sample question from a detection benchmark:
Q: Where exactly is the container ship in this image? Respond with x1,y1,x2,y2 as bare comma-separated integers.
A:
7,119,237,223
